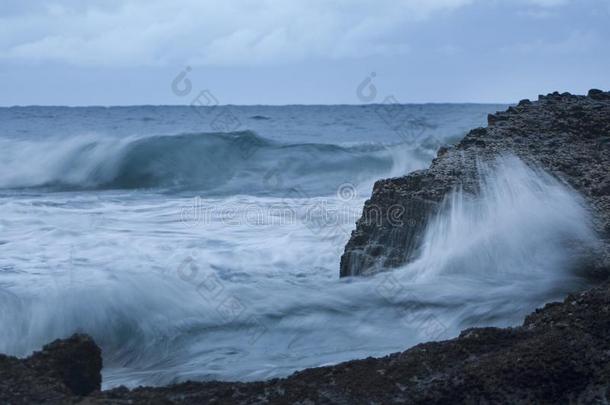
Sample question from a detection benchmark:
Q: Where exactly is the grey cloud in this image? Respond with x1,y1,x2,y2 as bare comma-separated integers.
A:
0,0,476,66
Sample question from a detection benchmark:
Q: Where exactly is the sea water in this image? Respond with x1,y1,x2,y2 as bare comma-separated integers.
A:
0,104,595,388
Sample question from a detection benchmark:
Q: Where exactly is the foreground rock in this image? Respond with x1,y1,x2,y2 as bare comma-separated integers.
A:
341,90,610,277
0,334,101,404
1,281,608,404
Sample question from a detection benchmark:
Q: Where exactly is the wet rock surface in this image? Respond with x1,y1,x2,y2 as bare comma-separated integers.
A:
0,334,101,404
341,90,610,277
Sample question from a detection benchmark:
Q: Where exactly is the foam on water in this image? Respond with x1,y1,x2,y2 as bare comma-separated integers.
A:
2,104,595,388
0,150,597,388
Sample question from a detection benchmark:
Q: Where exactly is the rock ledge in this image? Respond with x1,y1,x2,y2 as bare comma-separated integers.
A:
341,90,610,277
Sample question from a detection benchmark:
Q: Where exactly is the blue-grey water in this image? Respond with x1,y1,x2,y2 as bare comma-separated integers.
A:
0,104,595,388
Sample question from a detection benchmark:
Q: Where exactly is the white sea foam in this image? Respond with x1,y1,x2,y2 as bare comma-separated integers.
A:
0,152,597,388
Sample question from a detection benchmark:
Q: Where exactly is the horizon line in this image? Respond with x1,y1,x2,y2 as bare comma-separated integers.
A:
0,101,513,108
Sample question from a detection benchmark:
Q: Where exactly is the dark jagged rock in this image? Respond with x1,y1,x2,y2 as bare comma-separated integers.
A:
341,90,610,277
589,89,610,101
0,334,101,404
26,333,102,396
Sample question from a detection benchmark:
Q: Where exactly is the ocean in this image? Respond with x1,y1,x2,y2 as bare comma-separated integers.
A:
0,104,594,388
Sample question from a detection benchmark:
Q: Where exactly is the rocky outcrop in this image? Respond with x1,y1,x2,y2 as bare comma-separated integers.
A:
25,333,102,396
341,90,610,277
2,281,608,404
0,334,101,404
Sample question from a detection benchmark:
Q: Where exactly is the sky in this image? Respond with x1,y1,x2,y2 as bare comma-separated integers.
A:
1,0,609,105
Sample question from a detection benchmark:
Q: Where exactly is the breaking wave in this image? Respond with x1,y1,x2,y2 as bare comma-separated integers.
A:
0,131,433,195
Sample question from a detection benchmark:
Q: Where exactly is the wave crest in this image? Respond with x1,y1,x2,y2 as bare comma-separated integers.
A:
0,131,432,194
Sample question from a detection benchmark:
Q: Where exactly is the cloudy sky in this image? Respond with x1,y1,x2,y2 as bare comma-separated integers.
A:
1,0,608,105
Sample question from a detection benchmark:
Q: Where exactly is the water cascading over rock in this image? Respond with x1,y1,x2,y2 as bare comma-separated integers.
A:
341,90,610,278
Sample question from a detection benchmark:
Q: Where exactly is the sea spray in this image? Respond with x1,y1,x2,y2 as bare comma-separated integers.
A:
396,154,596,326
5,104,580,388
0,154,597,388
409,154,596,281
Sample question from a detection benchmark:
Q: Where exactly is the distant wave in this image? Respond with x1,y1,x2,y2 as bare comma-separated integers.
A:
0,131,435,194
